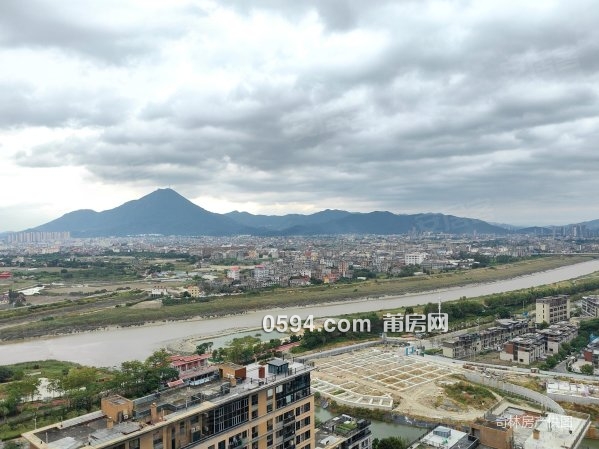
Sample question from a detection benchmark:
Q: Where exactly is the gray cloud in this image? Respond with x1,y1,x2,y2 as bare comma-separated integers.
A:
0,82,131,128
0,0,197,63
7,0,599,226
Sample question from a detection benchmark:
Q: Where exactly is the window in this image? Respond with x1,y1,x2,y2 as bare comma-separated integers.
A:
218,441,225,449
153,431,163,449
252,394,259,406
129,439,140,449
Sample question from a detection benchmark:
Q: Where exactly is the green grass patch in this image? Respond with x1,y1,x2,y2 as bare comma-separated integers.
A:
443,381,496,408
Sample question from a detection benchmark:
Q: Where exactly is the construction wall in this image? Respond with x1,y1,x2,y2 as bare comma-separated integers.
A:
470,422,513,449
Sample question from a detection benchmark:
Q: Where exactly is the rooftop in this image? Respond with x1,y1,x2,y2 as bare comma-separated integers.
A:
413,425,477,449
524,412,590,449
24,359,312,449
316,415,371,449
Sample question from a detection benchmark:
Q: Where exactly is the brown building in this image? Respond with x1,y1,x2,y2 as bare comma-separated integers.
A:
22,359,314,449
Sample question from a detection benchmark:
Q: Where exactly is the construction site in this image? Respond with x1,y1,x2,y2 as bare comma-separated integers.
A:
309,346,494,421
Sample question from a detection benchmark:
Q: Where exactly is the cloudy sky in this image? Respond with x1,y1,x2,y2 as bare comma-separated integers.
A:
1,0,598,231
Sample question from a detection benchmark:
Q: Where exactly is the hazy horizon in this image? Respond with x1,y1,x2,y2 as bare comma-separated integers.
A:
1,188,595,233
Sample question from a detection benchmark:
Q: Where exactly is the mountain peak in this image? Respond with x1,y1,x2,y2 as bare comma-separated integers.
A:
27,189,510,237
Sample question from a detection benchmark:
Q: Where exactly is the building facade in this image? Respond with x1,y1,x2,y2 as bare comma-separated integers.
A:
581,295,599,318
535,295,571,325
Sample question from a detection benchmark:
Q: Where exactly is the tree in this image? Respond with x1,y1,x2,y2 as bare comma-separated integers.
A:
537,321,550,330
404,306,415,315
581,364,594,375
372,437,407,449
196,342,213,355
0,366,14,383
144,349,178,391
3,440,22,449
496,307,511,319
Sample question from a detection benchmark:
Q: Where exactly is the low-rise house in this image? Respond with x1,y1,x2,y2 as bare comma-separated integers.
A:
537,322,578,354
500,333,546,365
442,319,530,359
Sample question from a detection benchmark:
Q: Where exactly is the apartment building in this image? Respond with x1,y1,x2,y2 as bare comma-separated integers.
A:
581,295,599,318
500,333,546,365
404,253,427,265
315,415,371,449
535,295,571,324
22,359,314,449
186,286,203,298
442,319,529,359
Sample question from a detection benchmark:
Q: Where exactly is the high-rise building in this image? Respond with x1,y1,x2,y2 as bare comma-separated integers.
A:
22,359,314,449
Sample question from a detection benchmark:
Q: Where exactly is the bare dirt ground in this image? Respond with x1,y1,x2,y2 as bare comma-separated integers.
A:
312,348,497,421
130,299,163,309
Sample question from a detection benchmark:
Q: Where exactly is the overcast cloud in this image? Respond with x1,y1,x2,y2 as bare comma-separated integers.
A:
2,0,599,231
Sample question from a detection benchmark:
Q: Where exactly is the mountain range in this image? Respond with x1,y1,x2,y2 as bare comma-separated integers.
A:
23,188,517,237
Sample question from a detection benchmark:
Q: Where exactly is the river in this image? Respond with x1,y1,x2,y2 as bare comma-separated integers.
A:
1,259,599,366
315,407,427,443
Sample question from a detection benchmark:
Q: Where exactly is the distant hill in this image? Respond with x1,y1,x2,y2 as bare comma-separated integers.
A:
30,189,249,237
224,209,352,231
277,212,508,235
580,219,599,231
515,226,554,236
29,188,511,237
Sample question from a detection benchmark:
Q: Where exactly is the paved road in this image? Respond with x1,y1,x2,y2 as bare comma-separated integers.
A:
421,353,597,381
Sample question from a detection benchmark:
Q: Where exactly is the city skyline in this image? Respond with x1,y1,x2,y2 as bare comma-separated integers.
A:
1,1,599,230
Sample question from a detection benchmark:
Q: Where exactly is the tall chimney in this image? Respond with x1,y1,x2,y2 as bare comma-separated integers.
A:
151,403,159,424
532,429,540,440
